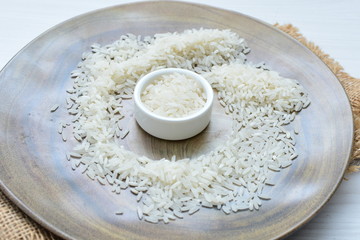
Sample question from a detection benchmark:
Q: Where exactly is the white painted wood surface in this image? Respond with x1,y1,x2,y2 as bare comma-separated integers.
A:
1,1,359,239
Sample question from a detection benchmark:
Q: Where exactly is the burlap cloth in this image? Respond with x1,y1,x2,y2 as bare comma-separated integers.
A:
0,24,359,240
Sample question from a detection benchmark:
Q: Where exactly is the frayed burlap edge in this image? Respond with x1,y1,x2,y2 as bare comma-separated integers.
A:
1,24,359,240
0,191,59,240
275,24,360,173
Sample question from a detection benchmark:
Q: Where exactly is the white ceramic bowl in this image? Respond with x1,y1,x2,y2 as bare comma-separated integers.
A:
133,68,214,140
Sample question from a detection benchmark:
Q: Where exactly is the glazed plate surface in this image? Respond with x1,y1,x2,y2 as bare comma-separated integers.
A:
0,1,353,239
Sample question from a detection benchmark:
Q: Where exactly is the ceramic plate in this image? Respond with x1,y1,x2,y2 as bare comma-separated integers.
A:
0,1,353,239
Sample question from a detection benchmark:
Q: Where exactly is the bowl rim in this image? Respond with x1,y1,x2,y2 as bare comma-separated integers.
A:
133,68,214,122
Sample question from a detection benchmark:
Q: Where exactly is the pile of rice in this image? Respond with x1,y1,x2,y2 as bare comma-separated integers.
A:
60,28,309,223
141,72,206,118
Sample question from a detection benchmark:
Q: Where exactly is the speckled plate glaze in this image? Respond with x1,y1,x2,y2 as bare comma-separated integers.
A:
0,1,353,239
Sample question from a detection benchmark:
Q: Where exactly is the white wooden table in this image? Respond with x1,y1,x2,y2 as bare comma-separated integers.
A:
1,1,359,239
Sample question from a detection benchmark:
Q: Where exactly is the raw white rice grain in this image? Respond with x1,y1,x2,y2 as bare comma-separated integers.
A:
137,206,143,220
50,104,59,112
